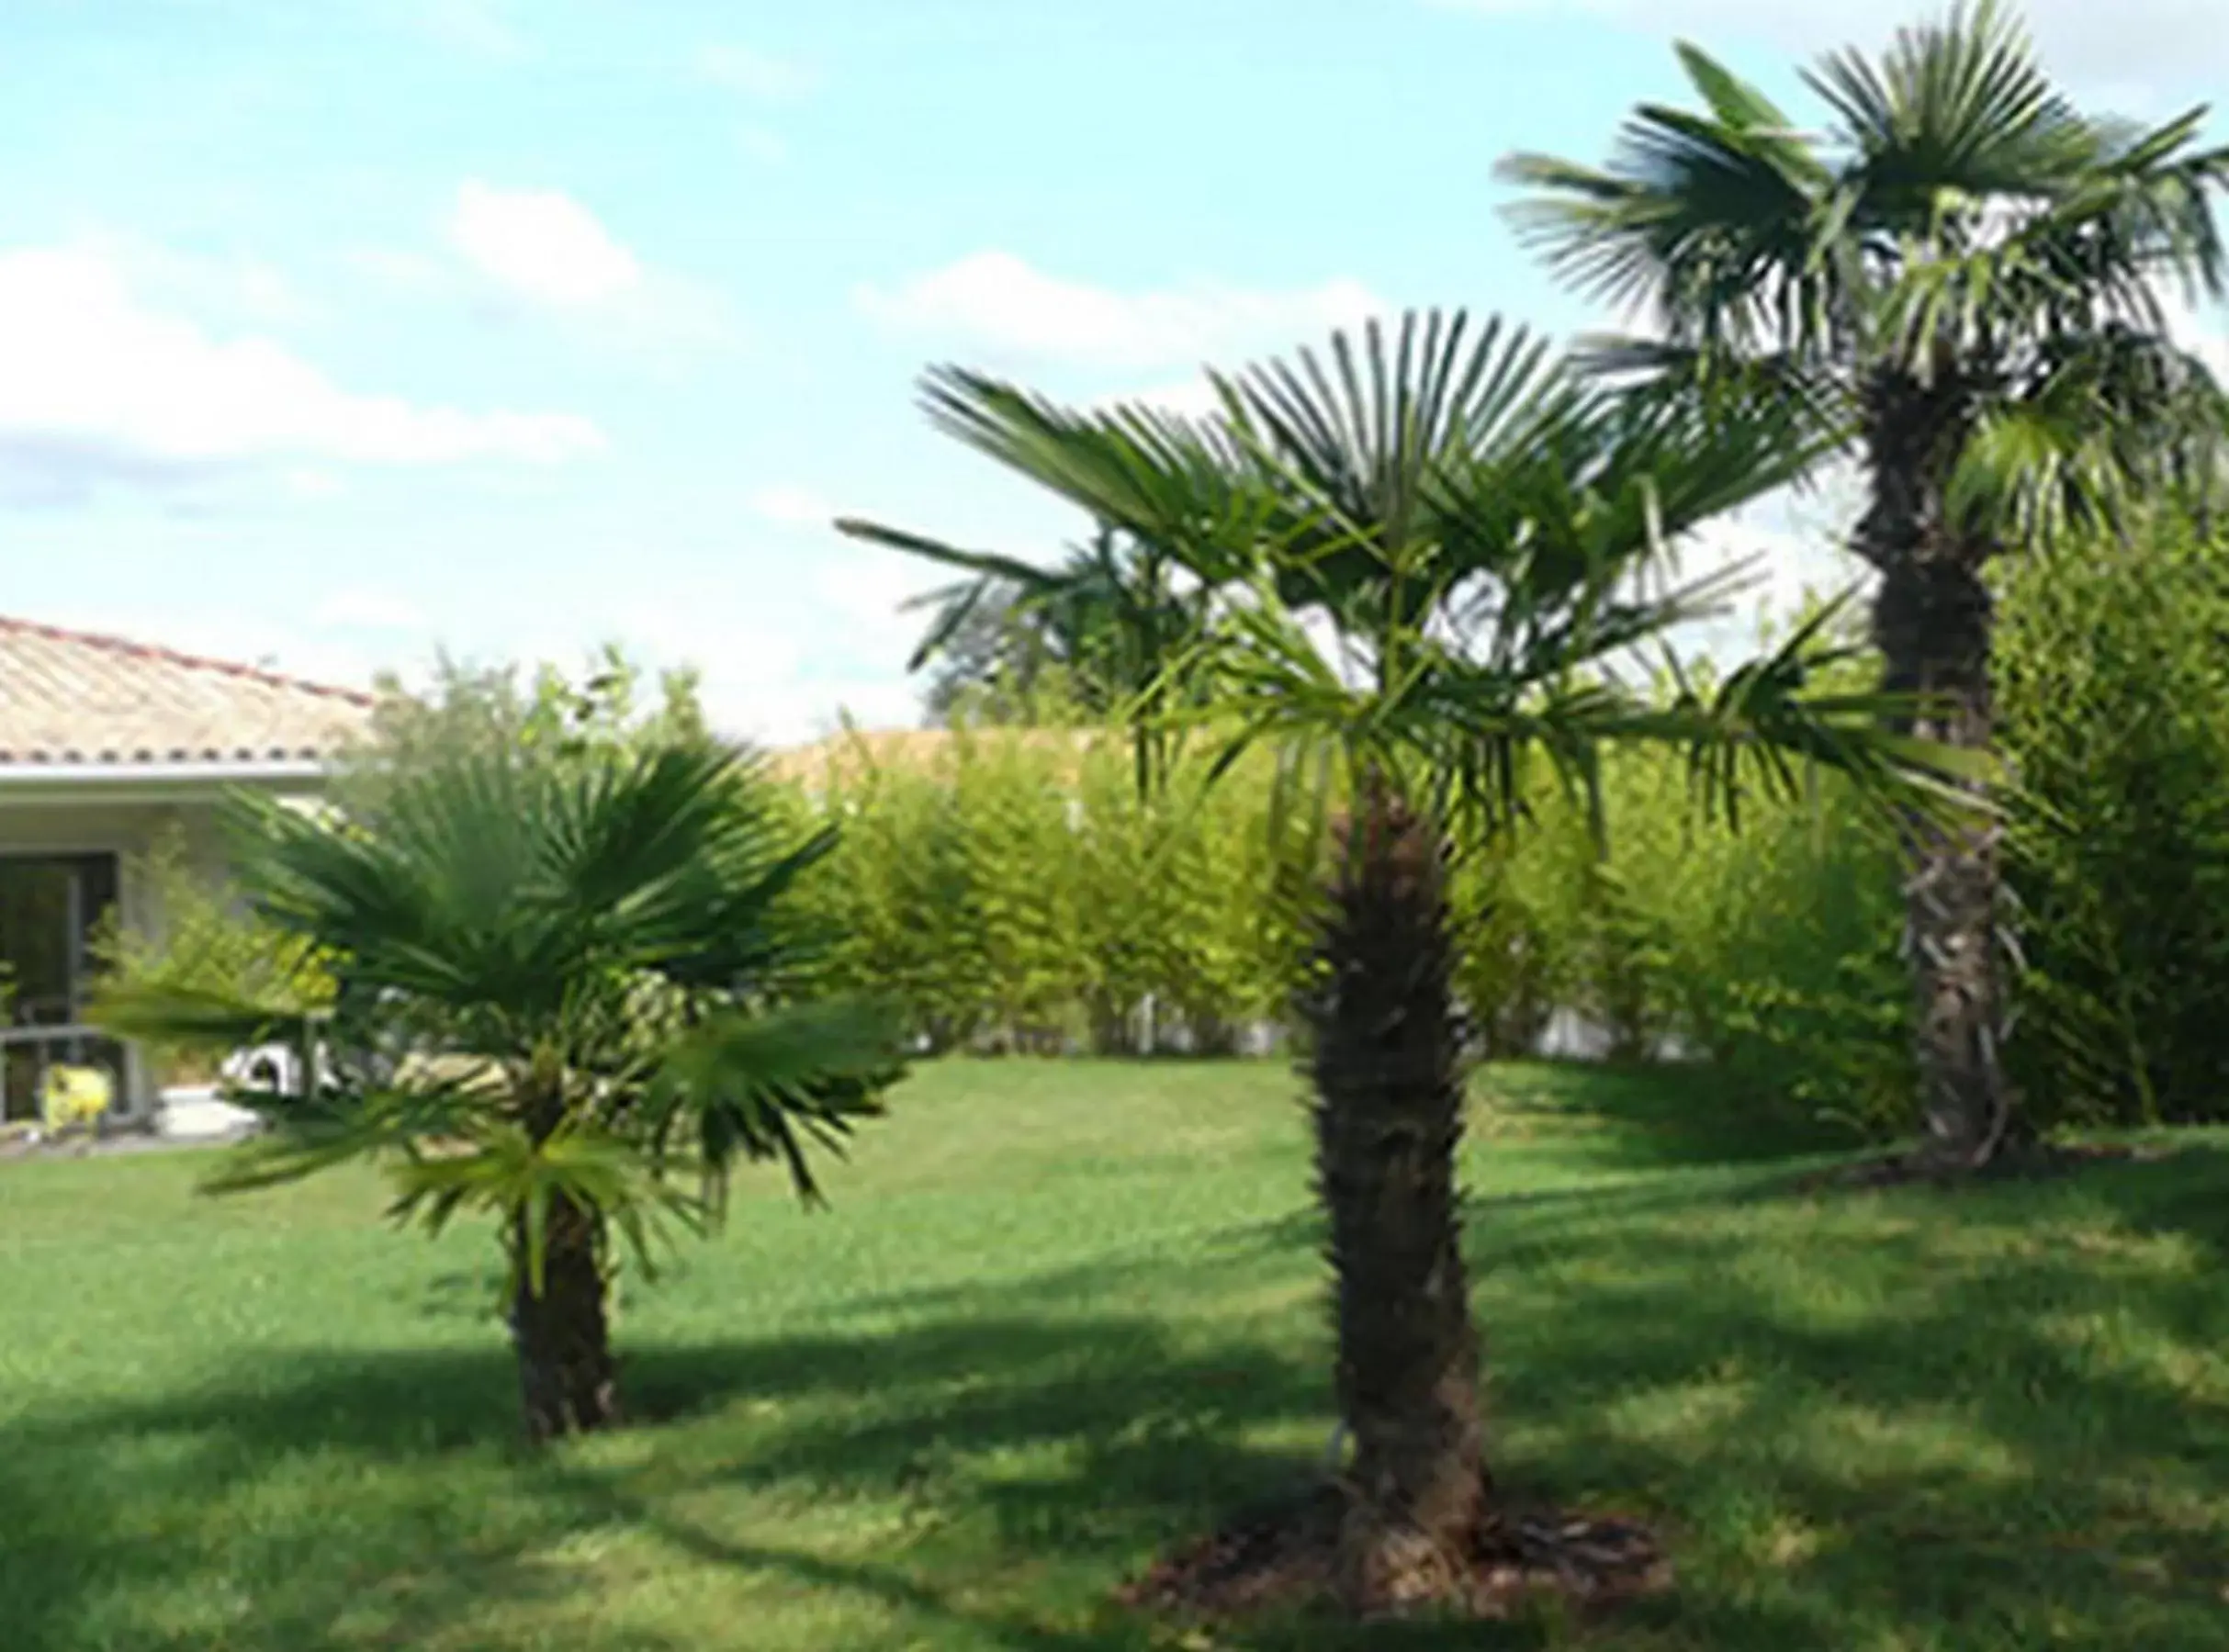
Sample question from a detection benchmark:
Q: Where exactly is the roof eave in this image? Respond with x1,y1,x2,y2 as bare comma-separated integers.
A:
0,759,336,804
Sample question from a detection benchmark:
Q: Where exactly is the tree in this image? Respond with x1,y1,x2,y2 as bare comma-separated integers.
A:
842,309,1961,1613
909,579,1043,725
95,671,900,1444
1499,0,2229,1166
855,519,1219,803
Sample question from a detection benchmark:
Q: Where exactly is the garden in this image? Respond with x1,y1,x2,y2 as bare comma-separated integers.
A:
7,5,2229,1646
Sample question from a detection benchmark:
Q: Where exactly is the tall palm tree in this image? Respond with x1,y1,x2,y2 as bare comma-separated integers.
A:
1499,0,2229,1167
842,309,1963,1613
97,735,899,1444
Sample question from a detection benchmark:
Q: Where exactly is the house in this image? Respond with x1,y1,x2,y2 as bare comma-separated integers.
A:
0,617,374,1127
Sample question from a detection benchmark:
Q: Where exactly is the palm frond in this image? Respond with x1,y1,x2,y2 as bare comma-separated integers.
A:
197,1074,499,1194
90,980,310,1055
381,1118,706,1295
1500,45,1843,351
861,305,1975,868
1810,0,2098,227
832,518,1075,596
646,997,901,1208
1953,324,2229,539
909,369,1271,582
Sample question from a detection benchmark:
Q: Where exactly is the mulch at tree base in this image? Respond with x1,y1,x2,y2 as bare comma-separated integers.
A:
1115,1483,1672,1624
1791,1140,2178,1196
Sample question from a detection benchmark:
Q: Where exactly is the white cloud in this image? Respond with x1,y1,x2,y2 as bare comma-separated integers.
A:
1093,376,1228,420
697,44,818,102
443,182,741,360
450,181,641,309
855,252,1387,370
285,467,348,500
749,485,839,526
1427,0,2229,96
0,243,603,506
75,230,318,330
346,246,453,295
562,552,940,746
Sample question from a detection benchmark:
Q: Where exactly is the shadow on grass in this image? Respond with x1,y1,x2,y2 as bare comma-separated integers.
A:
2077,1141,2229,1260
5,1146,2227,1650
1475,1145,2229,1651
0,1305,1345,1652
1475,1059,1864,1173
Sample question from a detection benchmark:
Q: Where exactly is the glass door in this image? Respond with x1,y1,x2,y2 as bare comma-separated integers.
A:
0,852,125,1123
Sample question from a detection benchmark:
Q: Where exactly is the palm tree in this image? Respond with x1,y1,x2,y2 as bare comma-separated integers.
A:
96,733,899,1444
842,309,1962,1613
1499,0,2229,1167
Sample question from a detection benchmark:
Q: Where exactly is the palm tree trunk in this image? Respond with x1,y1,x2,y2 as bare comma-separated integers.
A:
509,1195,619,1443
1862,372,2020,1171
1875,557,2017,1167
1304,780,1487,1612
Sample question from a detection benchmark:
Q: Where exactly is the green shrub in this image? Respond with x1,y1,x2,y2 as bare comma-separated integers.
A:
1995,516,2229,1127
1661,768,1913,1136
89,829,333,1085
784,639,1933,1148
1443,736,1911,1139
1447,773,1593,1060
802,761,995,1053
790,725,1320,1056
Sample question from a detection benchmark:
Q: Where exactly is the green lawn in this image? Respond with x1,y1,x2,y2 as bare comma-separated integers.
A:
2,1061,2225,1651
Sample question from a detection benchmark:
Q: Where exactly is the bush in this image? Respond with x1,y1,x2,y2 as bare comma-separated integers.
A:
784,669,1927,1147
1660,766,1914,1136
1447,774,1600,1060
89,828,333,1085
788,725,1321,1056
1995,516,2229,1127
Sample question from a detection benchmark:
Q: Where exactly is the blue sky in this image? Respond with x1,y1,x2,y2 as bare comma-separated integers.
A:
6,0,2224,743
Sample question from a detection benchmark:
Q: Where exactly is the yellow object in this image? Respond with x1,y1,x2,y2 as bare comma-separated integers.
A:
39,1064,113,1136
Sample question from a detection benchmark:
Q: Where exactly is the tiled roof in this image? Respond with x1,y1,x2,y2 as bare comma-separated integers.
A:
0,617,376,770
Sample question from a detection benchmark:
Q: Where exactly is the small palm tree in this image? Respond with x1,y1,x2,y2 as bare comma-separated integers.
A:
1499,0,2229,1165
843,309,1964,1612
96,733,900,1443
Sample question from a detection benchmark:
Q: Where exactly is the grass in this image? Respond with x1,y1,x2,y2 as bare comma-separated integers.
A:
2,1059,2226,1651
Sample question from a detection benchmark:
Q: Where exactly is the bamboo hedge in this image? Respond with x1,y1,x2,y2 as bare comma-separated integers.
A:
776,712,1919,1135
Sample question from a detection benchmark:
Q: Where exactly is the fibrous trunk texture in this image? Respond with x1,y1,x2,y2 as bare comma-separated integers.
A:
510,1195,619,1443
1861,367,2020,1169
1304,780,1489,1612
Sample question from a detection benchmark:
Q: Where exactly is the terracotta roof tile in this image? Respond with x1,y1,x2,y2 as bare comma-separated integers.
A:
0,616,375,770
